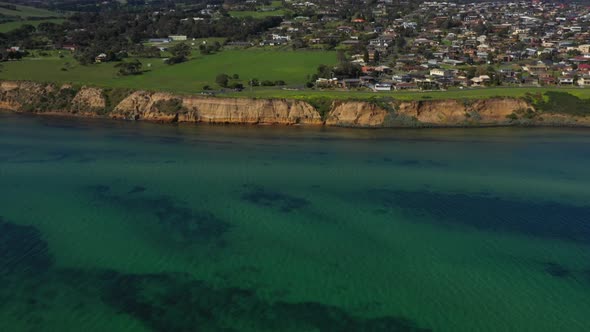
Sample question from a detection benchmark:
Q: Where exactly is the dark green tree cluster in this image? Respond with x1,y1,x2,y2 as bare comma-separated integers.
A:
167,42,191,65
198,41,222,55
115,59,142,76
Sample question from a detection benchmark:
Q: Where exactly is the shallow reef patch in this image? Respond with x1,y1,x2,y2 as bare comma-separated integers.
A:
0,216,53,276
544,262,571,278
85,185,231,245
365,189,590,244
241,185,310,213
99,270,431,332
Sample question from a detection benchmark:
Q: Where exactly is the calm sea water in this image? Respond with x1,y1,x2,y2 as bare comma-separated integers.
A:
1,112,590,332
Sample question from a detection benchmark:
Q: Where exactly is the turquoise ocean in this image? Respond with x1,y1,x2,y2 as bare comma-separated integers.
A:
1,112,590,331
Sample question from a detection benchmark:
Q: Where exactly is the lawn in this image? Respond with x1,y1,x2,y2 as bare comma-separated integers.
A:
0,50,337,94
225,86,590,101
0,18,65,32
229,9,286,18
0,2,64,32
0,2,61,18
229,0,287,18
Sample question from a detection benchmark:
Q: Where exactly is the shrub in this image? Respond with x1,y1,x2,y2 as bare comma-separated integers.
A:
534,92,590,116
306,97,333,120
103,88,131,113
153,98,184,114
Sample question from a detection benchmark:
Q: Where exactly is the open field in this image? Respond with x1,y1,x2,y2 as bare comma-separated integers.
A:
0,50,336,93
0,18,64,32
225,86,590,101
229,9,287,18
0,2,61,18
2,48,590,102
229,0,287,18
0,2,64,32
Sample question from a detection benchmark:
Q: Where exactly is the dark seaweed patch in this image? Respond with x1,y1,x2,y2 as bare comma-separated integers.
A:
241,185,310,213
128,186,146,194
87,185,230,244
372,158,446,168
13,152,69,164
396,159,446,168
100,271,430,332
151,196,229,242
544,262,571,278
366,189,590,244
0,217,53,276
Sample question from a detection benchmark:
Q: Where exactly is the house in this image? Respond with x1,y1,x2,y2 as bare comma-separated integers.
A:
62,44,77,51
359,76,376,84
374,66,392,74
471,75,490,86
558,76,574,85
392,74,412,83
95,53,107,63
578,75,590,86
271,34,291,41
315,78,338,87
394,82,417,90
430,69,452,77
148,38,171,43
169,35,187,41
374,83,392,91
342,79,361,88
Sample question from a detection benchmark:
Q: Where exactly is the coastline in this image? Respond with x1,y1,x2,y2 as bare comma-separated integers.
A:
1,80,589,128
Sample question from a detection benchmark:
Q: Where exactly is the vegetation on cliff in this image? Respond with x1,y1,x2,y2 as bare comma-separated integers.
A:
526,92,590,117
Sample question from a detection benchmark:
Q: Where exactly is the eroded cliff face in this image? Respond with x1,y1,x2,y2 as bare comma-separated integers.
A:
111,91,323,125
325,101,388,127
395,98,532,126
71,87,106,112
1,80,588,127
182,96,323,125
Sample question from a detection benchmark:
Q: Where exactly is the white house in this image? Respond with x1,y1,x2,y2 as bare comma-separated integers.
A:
578,75,590,86
374,83,392,91
169,35,187,41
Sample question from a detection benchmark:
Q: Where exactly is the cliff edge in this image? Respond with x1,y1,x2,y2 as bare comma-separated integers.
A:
1,80,589,128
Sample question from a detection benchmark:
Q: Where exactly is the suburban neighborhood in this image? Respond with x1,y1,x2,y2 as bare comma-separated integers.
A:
3,0,590,94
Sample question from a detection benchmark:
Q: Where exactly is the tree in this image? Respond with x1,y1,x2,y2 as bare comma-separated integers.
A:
337,50,347,64
168,42,191,64
115,59,142,76
216,73,230,87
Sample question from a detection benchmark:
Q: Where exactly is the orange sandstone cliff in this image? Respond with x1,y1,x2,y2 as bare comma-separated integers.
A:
1,80,588,127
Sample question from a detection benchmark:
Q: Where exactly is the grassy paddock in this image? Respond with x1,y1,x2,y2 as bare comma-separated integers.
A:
225,86,590,101
0,50,336,93
0,2,61,18
0,19,65,33
229,10,286,18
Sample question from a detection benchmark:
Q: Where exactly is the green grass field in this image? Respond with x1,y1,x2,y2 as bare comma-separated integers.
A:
0,2,61,18
229,9,286,18
225,86,590,101
229,0,287,18
0,2,63,32
0,18,64,32
0,50,336,94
